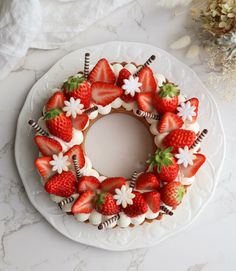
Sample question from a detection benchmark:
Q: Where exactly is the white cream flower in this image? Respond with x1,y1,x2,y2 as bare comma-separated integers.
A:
49,152,70,174
175,146,196,168
177,101,196,121
63,97,84,118
122,75,142,97
113,185,135,208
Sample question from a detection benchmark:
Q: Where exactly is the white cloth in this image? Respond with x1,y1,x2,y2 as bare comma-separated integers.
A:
0,0,132,80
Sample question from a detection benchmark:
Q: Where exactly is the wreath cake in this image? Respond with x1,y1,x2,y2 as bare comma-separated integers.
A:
29,53,208,229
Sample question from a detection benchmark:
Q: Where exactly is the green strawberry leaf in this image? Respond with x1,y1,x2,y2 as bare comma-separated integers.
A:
159,83,180,98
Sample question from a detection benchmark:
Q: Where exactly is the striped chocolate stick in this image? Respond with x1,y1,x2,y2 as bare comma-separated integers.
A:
85,106,98,114
134,55,156,77
160,205,173,216
136,109,161,120
28,120,49,136
72,154,82,180
98,214,120,230
129,171,138,189
190,129,208,150
58,196,74,209
83,53,90,80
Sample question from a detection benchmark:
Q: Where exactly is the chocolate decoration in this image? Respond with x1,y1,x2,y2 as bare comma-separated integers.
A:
98,214,120,230
129,171,138,189
136,109,161,120
28,119,49,136
134,55,156,76
190,129,208,149
84,52,90,80
58,196,74,208
85,106,98,114
160,205,173,216
72,154,82,180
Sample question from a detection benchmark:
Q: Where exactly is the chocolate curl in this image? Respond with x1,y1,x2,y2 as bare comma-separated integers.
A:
85,106,98,114
134,55,156,77
83,53,90,80
160,205,173,216
98,214,120,230
72,154,82,180
129,171,138,189
136,109,161,120
58,196,74,209
190,129,208,150
28,120,49,136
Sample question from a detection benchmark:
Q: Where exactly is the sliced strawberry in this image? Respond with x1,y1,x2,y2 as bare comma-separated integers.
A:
34,135,62,156
135,173,160,190
138,66,157,93
181,153,206,178
120,94,135,103
186,98,199,123
72,113,89,131
143,191,160,213
45,91,66,112
65,145,85,169
158,112,184,133
100,177,126,194
91,82,123,106
136,92,153,113
72,190,95,214
117,68,131,87
35,156,53,179
88,58,115,84
77,176,100,193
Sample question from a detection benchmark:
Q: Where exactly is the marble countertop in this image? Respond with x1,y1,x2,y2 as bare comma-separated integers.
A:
0,0,235,270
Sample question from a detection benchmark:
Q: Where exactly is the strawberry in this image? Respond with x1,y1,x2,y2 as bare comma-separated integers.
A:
77,176,100,193
148,147,179,182
186,98,199,123
143,191,160,213
138,66,157,92
62,76,91,108
35,156,52,179
153,82,180,114
72,190,95,214
91,82,123,106
124,191,148,217
45,91,66,112
44,171,76,197
136,92,153,113
65,145,85,169
88,58,115,84
163,129,196,153
117,68,135,103
160,182,185,208
72,112,89,131
44,108,73,142
34,135,62,156
135,172,160,190
180,153,206,178
158,112,183,133
95,192,120,216
100,177,126,194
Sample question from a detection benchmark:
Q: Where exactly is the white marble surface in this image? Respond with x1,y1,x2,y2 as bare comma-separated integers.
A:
0,0,235,270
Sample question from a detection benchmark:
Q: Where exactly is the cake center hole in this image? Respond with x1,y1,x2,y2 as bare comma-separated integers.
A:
84,113,154,178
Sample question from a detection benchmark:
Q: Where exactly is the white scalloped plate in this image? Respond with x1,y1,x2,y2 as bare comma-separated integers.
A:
15,41,225,251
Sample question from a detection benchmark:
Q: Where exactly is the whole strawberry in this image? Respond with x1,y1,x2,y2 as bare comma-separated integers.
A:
163,129,196,153
153,82,179,114
95,192,120,216
62,75,91,108
161,182,185,208
124,191,148,217
44,108,72,142
147,147,179,182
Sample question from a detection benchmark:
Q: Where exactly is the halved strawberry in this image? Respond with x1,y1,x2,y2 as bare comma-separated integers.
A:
117,68,131,87
100,177,126,194
186,98,199,123
72,190,95,214
143,191,160,213
77,176,100,193
34,135,62,156
180,153,206,178
35,156,53,179
158,112,184,133
91,82,123,106
65,145,85,169
135,173,160,190
138,66,157,93
72,113,89,131
136,92,153,113
45,91,66,112
88,58,115,84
